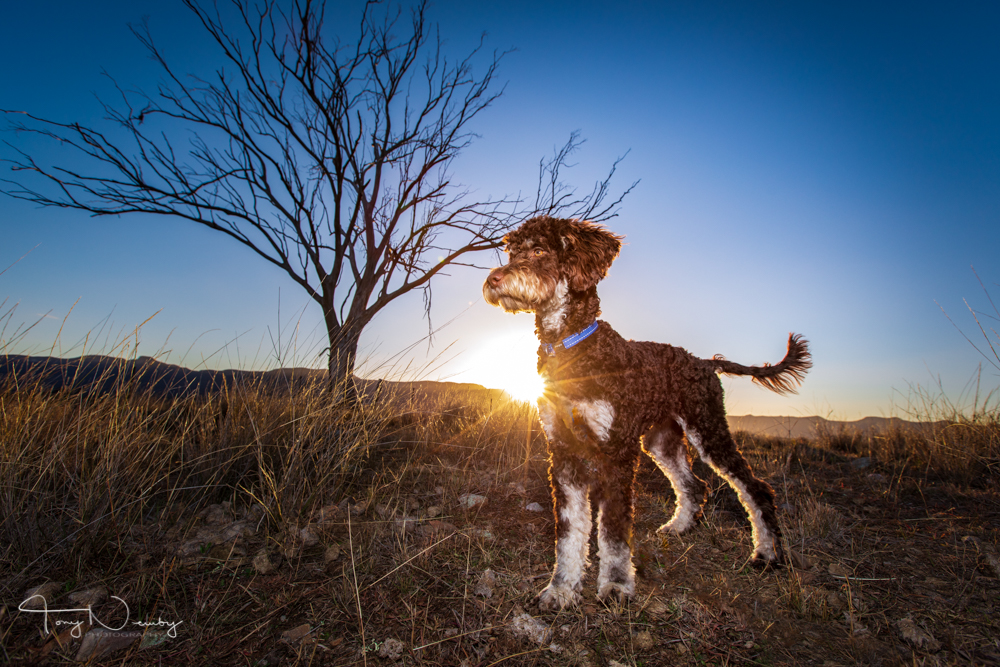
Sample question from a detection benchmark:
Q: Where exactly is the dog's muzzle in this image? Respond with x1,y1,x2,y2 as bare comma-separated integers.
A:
483,265,554,313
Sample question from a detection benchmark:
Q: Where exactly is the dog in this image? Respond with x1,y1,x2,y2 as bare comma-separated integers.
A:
482,216,811,610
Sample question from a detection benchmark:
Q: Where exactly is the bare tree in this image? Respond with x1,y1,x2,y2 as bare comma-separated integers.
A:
2,0,633,391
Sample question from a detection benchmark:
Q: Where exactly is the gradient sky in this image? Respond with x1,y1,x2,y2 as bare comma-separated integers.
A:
3,1,1000,419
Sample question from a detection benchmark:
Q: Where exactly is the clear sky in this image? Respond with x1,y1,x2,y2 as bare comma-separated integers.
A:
3,1,1000,419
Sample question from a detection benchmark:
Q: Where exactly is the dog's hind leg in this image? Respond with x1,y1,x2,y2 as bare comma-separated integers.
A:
643,420,708,535
677,410,784,565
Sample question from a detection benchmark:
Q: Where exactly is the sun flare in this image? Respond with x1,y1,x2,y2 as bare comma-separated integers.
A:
459,330,544,403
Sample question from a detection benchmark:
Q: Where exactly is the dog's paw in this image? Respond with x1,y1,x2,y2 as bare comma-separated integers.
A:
596,578,635,602
656,504,702,536
749,539,786,570
749,546,786,570
656,514,699,536
537,582,582,611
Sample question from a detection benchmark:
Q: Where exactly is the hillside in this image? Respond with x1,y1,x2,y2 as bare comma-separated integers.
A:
2,353,998,665
0,355,936,441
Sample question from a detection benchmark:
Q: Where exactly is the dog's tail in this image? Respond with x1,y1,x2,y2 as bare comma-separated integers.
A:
709,333,812,395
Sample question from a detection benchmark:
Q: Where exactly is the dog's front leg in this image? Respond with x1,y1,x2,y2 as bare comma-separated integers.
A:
538,456,592,611
594,450,637,601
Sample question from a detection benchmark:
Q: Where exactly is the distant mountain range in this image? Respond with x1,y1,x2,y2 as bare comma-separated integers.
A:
0,355,936,439
725,414,941,440
0,354,329,397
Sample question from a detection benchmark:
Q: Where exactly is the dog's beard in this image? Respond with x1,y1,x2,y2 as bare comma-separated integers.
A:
483,271,556,313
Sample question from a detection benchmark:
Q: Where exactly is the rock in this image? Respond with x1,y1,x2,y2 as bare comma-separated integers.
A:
195,526,224,543
474,569,496,598
963,535,1000,578
394,516,419,534
828,562,852,577
177,540,204,557
299,525,319,547
525,502,545,512
788,550,814,569
204,503,230,525
827,589,847,612
324,543,341,564
245,503,267,523
208,542,246,559
139,629,173,649
316,504,340,525
470,528,494,540
645,599,669,615
509,608,552,645
221,520,256,541
75,629,139,661
281,541,300,559
281,624,312,643
378,638,405,660
419,520,459,540
22,582,62,609
896,618,941,652
426,505,442,518
981,550,1000,578
253,549,277,574
458,493,487,508
849,457,872,470
633,630,654,650
69,586,108,607
845,611,869,636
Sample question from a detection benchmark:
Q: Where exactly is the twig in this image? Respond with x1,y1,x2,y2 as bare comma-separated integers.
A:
363,532,456,590
412,624,501,651
347,510,367,667
484,646,549,666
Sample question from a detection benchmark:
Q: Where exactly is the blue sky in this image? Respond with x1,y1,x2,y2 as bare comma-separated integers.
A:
3,1,1000,419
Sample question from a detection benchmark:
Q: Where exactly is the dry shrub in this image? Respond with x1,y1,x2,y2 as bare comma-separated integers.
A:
388,383,544,477
794,496,844,541
814,411,1000,486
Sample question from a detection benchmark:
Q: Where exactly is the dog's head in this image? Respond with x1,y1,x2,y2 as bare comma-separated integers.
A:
483,216,623,313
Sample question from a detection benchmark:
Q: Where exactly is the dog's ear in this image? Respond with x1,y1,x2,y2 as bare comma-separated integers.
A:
560,220,623,291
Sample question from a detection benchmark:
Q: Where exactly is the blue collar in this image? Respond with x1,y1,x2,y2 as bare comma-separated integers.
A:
542,321,598,356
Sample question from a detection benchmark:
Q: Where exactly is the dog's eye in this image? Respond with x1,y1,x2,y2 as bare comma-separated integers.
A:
532,248,546,257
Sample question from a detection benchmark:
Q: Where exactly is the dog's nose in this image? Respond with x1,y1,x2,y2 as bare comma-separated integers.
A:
488,269,505,285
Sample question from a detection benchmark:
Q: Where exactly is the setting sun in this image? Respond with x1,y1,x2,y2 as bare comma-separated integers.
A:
454,330,544,402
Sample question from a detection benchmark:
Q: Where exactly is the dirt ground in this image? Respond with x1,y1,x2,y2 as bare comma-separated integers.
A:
5,431,1000,666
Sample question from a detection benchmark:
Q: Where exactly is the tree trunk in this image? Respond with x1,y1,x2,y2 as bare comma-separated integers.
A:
325,312,364,401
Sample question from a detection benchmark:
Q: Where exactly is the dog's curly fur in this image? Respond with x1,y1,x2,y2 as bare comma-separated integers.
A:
483,216,812,610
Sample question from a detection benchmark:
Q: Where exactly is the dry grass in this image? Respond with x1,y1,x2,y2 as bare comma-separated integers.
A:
1,350,999,664
0,361,389,588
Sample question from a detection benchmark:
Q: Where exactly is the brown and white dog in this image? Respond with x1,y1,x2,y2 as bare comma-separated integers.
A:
483,216,811,610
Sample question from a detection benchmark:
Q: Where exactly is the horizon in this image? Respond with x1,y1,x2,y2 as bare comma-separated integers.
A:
4,1,1000,420
0,351,963,424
